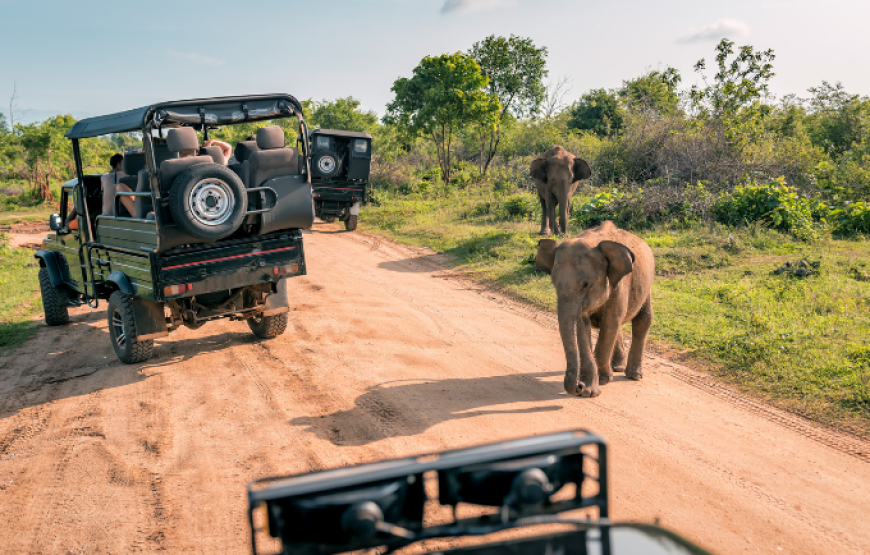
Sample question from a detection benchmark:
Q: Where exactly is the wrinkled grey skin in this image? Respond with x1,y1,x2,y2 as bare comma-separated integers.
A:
530,146,592,236
535,221,654,398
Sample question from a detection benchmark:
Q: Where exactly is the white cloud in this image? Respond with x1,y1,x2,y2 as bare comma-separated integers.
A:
166,50,224,66
441,0,506,15
678,19,751,43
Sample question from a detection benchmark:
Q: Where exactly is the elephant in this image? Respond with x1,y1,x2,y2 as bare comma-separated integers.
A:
535,221,654,398
529,146,592,236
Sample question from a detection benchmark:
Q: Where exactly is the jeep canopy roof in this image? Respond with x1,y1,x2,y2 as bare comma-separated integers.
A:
310,128,373,140
65,94,305,139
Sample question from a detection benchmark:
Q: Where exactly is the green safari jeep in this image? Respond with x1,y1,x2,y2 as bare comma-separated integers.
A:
35,94,361,364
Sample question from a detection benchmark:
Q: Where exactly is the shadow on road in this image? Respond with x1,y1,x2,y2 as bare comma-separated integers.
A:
378,254,447,273
289,371,566,447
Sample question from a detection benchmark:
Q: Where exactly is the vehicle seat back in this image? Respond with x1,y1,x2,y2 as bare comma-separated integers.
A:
247,126,298,187
159,127,211,192
200,145,225,165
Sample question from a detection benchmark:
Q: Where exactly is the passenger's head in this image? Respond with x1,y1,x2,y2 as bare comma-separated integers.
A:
109,153,124,171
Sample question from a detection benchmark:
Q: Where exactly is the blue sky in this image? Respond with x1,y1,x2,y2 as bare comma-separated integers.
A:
2,0,869,123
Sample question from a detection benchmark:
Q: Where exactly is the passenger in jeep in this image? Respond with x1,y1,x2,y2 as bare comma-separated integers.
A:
67,153,136,229
179,138,232,165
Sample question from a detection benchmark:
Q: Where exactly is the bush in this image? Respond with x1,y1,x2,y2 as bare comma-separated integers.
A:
712,178,819,240
572,183,712,230
501,192,540,220
830,201,870,235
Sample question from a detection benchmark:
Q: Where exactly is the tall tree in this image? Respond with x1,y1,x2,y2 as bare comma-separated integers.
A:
311,97,379,133
620,68,681,115
385,52,500,183
469,35,547,172
567,89,624,137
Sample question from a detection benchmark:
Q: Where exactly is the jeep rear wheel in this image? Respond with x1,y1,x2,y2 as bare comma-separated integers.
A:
169,163,247,241
38,267,69,326
345,214,358,231
247,313,288,339
108,291,153,364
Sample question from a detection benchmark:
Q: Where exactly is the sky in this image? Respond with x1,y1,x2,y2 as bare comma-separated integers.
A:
1,0,869,124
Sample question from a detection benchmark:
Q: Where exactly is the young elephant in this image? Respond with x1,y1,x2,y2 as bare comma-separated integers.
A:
530,146,592,236
535,221,654,397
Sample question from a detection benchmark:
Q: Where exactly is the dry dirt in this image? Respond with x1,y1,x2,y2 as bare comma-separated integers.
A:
1,223,868,554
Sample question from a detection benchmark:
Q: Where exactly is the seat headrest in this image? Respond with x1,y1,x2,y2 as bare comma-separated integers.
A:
256,126,285,150
122,151,146,175
166,127,200,153
235,140,260,163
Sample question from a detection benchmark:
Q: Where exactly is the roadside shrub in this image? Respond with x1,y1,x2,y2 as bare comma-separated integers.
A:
573,189,627,228
501,192,540,221
572,183,713,230
830,201,870,235
712,178,819,240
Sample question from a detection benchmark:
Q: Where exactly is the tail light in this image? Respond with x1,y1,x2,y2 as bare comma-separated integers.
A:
273,263,299,276
164,283,192,296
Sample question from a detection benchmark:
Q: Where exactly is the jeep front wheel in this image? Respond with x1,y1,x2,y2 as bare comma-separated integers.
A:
38,267,69,326
108,291,153,364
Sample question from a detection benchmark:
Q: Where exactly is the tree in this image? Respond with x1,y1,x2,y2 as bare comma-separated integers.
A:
541,75,573,119
805,82,870,155
690,39,775,149
385,52,500,183
620,68,681,115
469,35,547,172
0,112,8,135
310,97,379,133
567,89,624,137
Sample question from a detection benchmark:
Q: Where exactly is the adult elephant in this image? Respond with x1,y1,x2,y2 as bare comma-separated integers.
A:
535,221,655,398
530,146,592,236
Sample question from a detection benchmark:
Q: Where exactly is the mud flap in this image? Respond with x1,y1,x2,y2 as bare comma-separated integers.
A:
349,202,361,216
131,297,168,341
262,279,290,317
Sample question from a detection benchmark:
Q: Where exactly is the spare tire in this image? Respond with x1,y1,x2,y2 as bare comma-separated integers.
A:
169,163,247,240
312,151,341,179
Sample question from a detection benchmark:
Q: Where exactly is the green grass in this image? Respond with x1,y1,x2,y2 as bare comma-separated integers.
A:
362,186,870,435
0,234,43,351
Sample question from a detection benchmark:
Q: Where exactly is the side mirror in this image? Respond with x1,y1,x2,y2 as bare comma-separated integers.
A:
49,213,64,231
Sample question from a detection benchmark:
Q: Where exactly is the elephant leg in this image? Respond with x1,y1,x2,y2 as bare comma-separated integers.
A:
593,315,620,386
538,193,550,235
577,315,600,397
626,297,653,380
611,328,627,373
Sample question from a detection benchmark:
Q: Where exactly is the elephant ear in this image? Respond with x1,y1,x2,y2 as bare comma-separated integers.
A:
535,238,559,274
530,158,548,183
598,240,635,287
572,158,592,182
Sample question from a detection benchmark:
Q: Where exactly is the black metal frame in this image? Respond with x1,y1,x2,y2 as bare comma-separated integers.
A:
247,429,608,555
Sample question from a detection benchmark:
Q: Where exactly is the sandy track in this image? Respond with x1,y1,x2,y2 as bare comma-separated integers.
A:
1,223,868,554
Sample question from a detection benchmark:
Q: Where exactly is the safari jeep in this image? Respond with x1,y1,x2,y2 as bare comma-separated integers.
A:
35,94,336,364
308,128,372,231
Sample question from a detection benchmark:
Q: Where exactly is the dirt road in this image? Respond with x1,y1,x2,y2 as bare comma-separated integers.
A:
1,224,868,554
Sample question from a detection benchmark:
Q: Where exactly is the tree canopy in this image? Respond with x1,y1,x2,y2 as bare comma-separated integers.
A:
567,89,624,137
385,52,500,182
310,97,379,133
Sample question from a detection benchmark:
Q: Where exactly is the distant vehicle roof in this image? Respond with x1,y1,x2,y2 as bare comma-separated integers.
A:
65,94,304,139
311,128,373,139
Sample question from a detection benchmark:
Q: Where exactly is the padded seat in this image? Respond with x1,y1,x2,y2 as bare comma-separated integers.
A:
200,145,225,165
119,151,145,188
246,126,298,188
159,127,211,192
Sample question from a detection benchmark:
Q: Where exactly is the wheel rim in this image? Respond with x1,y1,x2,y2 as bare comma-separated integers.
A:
188,178,235,226
112,308,126,349
317,155,336,174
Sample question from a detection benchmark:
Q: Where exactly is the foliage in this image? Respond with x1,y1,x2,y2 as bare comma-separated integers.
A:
830,201,870,235
385,52,500,183
712,178,818,240
310,96,379,133
567,89,624,137
690,39,775,149
0,236,42,351
501,192,540,220
620,68,682,115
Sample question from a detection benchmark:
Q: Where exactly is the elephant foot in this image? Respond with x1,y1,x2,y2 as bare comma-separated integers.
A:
598,369,614,385
564,372,582,396
625,366,643,381
540,229,551,236
580,383,601,398
613,365,626,374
